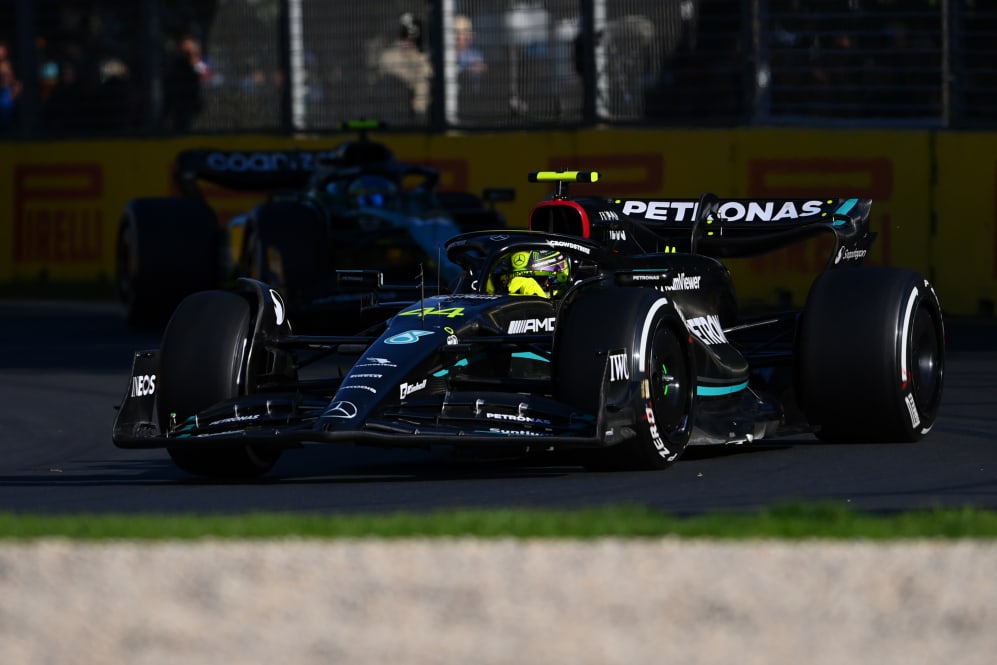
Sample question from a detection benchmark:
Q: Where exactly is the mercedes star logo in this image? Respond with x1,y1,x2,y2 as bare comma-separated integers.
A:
322,400,358,419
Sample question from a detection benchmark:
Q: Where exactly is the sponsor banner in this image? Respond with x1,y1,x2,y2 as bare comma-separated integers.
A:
0,129,991,314
10,163,105,280
933,132,997,315
731,128,933,309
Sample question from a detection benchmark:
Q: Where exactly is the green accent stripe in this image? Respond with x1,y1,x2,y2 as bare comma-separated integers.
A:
696,381,748,397
512,351,549,362
835,198,858,216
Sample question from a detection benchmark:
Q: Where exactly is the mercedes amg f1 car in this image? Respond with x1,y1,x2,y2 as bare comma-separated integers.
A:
113,171,945,479
115,121,510,329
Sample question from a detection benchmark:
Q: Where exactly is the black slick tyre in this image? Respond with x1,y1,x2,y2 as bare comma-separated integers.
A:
554,285,695,470
242,200,327,302
159,290,282,478
117,198,219,329
797,267,944,442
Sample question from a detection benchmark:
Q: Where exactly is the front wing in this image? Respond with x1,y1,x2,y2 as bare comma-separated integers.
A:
112,350,634,452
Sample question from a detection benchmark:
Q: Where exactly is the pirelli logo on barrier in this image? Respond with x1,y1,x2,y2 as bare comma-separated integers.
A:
14,164,103,263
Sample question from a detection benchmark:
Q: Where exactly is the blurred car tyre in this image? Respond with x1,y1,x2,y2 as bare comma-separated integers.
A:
117,198,220,328
242,199,328,307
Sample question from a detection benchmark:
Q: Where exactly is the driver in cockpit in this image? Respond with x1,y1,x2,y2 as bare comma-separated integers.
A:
488,249,571,298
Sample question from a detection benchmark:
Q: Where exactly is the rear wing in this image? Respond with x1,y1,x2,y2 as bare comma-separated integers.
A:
172,122,408,198
614,194,876,262
523,171,876,264
173,148,338,197
615,196,867,226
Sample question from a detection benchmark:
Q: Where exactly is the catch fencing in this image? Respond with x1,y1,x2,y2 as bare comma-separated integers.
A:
0,0,994,138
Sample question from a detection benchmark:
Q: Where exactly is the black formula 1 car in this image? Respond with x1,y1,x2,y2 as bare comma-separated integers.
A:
115,121,510,329
113,171,945,479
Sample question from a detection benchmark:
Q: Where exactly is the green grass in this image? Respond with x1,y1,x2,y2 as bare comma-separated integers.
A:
1,503,996,540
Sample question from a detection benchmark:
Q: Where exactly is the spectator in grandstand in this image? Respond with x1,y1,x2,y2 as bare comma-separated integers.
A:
39,59,60,103
162,35,207,131
41,59,87,131
92,57,138,131
450,14,490,125
40,59,71,130
237,57,283,128
186,36,213,84
377,12,433,120
455,15,486,76
0,54,21,132
503,3,558,119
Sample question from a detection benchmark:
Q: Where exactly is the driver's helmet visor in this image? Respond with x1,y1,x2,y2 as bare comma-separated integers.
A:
509,250,569,287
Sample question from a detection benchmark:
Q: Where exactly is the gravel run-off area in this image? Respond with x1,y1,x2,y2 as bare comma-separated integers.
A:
2,538,995,665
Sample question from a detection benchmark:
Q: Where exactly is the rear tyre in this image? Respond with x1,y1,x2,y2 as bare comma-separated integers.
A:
797,267,944,442
117,198,219,329
554,286,695,470
242,200,327,304
159,290,283,478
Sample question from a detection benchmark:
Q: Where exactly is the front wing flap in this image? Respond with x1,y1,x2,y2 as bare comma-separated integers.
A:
113,355,637,452
112,350,161,445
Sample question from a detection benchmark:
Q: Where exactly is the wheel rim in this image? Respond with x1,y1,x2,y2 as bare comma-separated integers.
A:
909,304,943,416
646,326,690,443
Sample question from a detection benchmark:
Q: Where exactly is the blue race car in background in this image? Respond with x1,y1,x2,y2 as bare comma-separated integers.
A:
115,121,512,329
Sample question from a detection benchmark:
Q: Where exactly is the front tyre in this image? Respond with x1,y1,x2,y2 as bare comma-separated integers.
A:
555,286,695,470
627,318,695,469
159,290,282,478
797,267,944,442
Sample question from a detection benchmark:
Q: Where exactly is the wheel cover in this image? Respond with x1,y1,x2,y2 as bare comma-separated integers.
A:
908,305,943,417
646,327,691,445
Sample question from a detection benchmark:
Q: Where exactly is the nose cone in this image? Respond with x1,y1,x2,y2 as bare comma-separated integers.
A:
318,398,362,431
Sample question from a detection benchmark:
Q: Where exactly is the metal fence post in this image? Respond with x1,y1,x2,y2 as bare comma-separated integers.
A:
579,0,597,125
140,0,163,133
430,0,447,132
